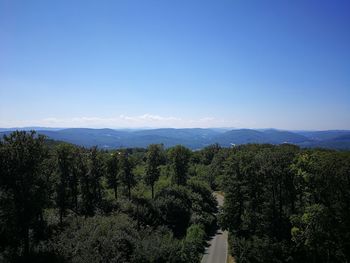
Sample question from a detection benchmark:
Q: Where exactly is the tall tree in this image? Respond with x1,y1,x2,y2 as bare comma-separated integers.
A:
69,147,80,213
169,145,191,186
0,131,49,257
78,150,94,217
201,143,221,165
145,144,164,199
119,151,135,200
107,152,120,200
89,147,105,207
56,144,76,224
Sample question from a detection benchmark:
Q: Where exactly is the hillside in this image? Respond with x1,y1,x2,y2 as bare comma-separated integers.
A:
1,128,350,150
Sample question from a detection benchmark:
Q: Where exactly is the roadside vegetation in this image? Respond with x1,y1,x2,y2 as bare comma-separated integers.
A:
218,144,350,263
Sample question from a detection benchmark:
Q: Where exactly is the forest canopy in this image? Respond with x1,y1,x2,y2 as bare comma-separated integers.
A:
219,144,350,263
0,131,350,262
0,131,217,263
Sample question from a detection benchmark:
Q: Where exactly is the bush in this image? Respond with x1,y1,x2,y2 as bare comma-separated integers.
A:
181,224,206,263
52,214,137,263
154,186,192,237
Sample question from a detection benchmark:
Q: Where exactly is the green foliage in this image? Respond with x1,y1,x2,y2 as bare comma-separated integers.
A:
106,152,120,200
155,185,192,237
145,144,164,198
200,143,221,165
118,151,135,200
55,144,79,223
181,224,206,263
77,146,107,216
133,227,183,263
168,145,191,186
52,214,137,263
289,151,350,262
220,144,350,263
229,235,291,263
51,209,194,263
291,204,332,260
208,148,230,189
155,171,172,194
187,179,217,231
89,146,106,205
0,132,222,262
0,131,50,258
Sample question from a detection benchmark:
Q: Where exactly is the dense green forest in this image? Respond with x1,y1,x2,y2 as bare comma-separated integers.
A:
219,144,350,263
0,131,217,262
1,131,350,262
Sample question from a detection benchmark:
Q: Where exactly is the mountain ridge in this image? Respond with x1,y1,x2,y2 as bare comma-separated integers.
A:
1,127,350,150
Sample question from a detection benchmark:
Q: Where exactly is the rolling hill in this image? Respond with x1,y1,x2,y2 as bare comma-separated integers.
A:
1,128,350,150
212,129,310,146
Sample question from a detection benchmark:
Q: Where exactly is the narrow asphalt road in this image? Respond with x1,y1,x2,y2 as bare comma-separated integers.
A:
201,193,228,263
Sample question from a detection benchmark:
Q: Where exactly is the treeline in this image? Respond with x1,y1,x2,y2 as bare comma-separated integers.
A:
0,131,218,262
218,144,350,263
2,131,349,263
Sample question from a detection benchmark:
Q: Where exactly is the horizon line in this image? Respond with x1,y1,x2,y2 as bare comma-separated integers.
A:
1,126,350,132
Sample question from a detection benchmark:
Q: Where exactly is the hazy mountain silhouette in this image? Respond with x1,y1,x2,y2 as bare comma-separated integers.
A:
1,128,350,150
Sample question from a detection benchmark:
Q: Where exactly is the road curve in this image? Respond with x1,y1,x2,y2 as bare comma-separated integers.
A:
201,193,228,263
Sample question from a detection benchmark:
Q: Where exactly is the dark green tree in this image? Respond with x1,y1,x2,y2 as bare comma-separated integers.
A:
78,149,94,217
145,144,164,199
0,131,49,257
155,186,192,237
201,143,221,165
181,224,206,263
290,151,350,262
56,143,76,224
119,151,135,200
53,214,138,263
106,152,120,200
89,146,105,208
168,145,191,186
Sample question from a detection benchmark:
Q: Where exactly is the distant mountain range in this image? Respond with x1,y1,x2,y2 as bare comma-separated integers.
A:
1,127,350,150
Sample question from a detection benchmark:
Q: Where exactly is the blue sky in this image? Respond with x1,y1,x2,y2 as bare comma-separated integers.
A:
1,0,349,129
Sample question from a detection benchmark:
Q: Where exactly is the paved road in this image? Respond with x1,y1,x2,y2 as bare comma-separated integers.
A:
201,193,228,263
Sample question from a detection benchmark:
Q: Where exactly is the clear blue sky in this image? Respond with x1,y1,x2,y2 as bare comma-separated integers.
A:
1,0,349,129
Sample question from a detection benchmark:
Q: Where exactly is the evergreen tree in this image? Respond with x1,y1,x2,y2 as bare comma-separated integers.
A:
145,144,164,199
89,146,105,209
78,149,94,216
169,145,191,186
107,152,120,200
119,151,135,200
0,131,49,257
56,144,76,224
